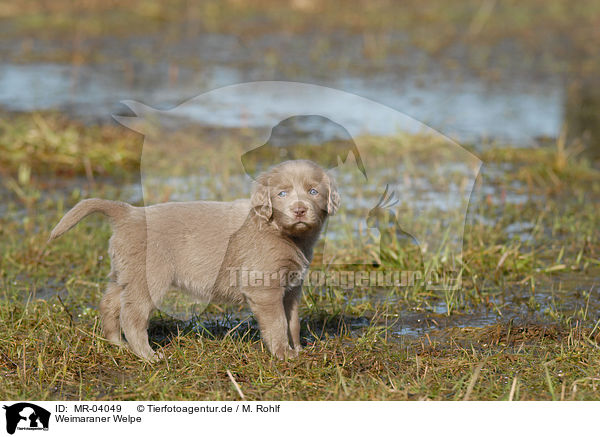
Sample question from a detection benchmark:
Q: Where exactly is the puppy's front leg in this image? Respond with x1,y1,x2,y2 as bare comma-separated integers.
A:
284,286,302,352
245,287,296,359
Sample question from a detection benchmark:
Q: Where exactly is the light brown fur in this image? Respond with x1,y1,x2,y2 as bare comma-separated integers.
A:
49,160,339,361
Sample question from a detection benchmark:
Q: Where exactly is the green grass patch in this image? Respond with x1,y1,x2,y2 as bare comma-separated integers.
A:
1,115,599,400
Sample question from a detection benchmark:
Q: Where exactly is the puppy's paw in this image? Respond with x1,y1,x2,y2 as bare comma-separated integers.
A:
273,344,299,360
105,331,123,344
138,349,164,363
287,347,299,359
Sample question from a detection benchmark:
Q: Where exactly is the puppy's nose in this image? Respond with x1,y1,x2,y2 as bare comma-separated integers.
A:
292,205,307,218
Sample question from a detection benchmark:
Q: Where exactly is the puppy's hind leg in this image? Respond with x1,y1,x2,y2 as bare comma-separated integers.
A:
99,281,123,344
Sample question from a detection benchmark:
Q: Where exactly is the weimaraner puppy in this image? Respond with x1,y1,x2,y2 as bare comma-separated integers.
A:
49,160,339,361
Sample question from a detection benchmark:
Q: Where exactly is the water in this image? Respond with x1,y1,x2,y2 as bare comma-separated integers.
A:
0,61,563,147
0,27,579,151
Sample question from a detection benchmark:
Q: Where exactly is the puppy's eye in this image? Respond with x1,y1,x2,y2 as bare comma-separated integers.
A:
278,191,287,198
308,188,318,195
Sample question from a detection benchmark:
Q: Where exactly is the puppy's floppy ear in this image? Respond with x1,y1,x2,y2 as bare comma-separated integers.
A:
251,178,273,221
325,173,340,215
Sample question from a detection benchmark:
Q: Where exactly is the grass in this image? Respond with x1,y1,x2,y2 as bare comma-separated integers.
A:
1,112,599,400
1,300,599,400
0,111,140,179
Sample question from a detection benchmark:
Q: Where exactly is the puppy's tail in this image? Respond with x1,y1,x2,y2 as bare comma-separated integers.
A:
48,198,132,242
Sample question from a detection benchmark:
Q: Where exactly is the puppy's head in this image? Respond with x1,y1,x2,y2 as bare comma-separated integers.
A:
251,160,340,236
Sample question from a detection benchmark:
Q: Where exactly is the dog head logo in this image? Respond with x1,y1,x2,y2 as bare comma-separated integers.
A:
240,115,366,180
114,81,480,308
3,403,50,434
